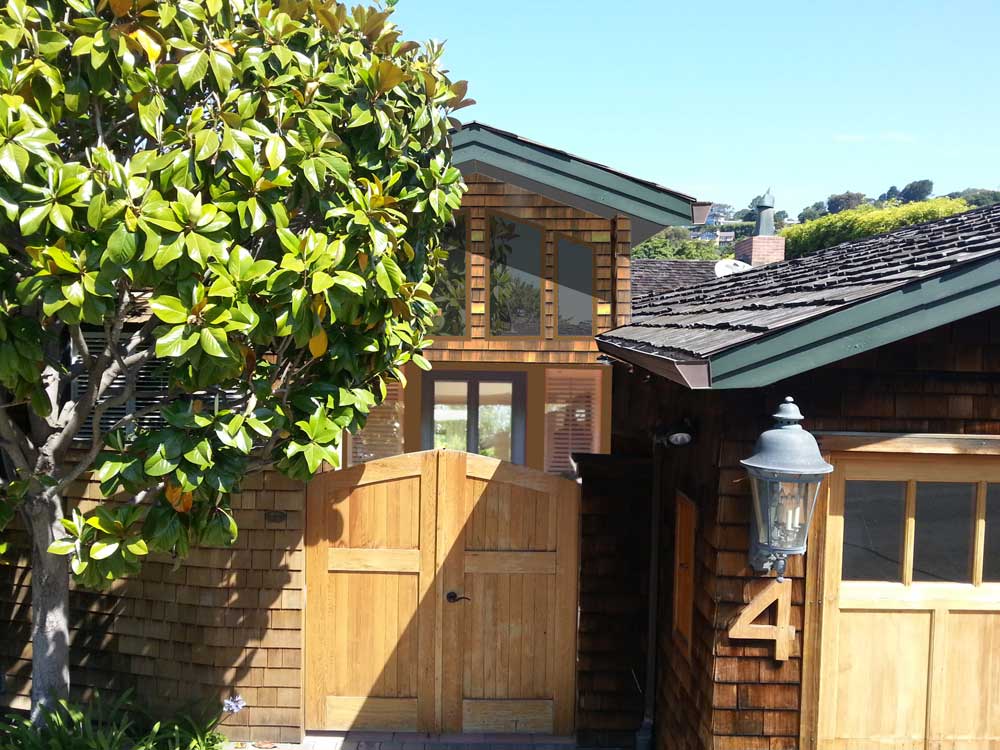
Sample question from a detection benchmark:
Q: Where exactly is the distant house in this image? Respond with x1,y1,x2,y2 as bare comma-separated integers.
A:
345,122,709,475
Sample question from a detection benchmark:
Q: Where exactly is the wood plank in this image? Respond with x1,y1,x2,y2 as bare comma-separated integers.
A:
467,453,557,494
841,454,1000,483
437,450,467,732
800,469,831,748
416,450,438,730
464,551,557,574
304,471,330,728
322,451,428,489
324,697,418,731
327,548,420,573
817,463,846,742
902,480,916,586
973,481,987,586
461,699,554,733
818,432,1000,455
553,476,579,734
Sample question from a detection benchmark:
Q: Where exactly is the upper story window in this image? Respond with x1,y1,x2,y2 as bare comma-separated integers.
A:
432,213,467,336
556,238,594,336
489,215,543,337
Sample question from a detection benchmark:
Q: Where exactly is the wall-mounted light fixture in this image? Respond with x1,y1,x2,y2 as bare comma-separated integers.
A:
741,397,832,580
655,418,695,447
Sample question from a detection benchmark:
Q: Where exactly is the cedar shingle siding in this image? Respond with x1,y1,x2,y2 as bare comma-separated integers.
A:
610,307,1000,750
1,470,306,744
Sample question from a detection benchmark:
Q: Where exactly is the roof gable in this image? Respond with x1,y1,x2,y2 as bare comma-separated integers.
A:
598,204,1000,388
452,122,705,242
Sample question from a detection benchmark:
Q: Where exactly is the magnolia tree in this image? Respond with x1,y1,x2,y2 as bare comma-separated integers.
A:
0,0,469,716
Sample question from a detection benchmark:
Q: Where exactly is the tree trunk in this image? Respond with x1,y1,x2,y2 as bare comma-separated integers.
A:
23,492,70,722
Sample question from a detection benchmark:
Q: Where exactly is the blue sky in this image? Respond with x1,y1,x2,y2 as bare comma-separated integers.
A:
392,1,1000,217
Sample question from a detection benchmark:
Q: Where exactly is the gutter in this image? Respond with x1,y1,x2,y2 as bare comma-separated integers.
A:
634,436,664,750
596,340,711,389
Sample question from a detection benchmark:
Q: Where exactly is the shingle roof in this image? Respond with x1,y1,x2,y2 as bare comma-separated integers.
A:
599,204,1000,388
630,259,719,300
452,122,709,242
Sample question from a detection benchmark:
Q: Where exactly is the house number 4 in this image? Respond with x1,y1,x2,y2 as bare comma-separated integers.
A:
727,578,795,661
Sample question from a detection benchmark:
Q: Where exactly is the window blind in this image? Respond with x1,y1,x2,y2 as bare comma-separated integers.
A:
544,369,602,474
348,382,405,465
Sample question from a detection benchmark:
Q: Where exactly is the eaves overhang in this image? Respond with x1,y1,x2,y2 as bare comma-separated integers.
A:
452,123,700,242
597,251,1000,390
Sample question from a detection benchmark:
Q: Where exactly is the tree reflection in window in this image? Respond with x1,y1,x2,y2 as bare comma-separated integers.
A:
432,214,467,336
489,215,542,336
557,238,593,335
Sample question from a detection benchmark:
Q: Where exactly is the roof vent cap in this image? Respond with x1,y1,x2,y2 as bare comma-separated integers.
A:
714,259,752,277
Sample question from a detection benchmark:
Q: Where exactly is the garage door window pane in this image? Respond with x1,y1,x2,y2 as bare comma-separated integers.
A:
913,482,975,583
983,484,1000,582
843,480,905,581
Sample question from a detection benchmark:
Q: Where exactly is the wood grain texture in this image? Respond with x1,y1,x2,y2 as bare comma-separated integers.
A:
812,454,1000,750
323,696,418,730
462,699,555,733
327,548,420,572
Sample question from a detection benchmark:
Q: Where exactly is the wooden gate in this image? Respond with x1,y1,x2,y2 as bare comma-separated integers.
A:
304,450,580,735
808,454,1000,750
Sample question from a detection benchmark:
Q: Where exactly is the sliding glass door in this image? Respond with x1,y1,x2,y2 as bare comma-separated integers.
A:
422,372,526,464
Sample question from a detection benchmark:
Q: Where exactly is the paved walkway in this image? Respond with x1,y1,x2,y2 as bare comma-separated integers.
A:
229,732,577,750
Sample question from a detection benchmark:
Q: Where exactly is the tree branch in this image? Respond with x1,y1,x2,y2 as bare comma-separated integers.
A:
0,393,35,474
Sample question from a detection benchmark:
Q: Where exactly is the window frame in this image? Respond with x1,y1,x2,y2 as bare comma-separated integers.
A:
420,370,527,464
833,454,1000,590
485,211,546,340
552,232,598,339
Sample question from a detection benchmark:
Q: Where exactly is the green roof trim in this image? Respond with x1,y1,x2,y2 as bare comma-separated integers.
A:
452,123,700,228
709,253,1000,389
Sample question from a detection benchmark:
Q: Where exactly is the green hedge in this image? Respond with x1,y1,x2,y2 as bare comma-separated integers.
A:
782,198,970,258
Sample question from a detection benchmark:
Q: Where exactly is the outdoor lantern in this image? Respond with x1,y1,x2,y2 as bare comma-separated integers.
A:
741,397,833,580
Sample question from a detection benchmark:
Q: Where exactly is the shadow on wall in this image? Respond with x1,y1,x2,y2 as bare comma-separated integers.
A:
0,469,301,742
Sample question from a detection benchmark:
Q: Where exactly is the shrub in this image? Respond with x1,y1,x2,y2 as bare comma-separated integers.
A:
0,691,238,750
782,198,969,258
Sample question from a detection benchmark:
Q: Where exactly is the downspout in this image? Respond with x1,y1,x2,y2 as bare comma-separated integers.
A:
634,436,664,750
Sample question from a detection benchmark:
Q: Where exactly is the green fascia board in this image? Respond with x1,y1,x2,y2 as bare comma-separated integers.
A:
452,130,694,226
709,253,1000,389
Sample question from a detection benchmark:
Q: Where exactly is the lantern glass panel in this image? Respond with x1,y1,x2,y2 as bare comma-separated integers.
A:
750,474,824,552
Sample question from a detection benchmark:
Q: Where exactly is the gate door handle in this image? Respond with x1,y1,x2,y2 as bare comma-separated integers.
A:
446,591,471,603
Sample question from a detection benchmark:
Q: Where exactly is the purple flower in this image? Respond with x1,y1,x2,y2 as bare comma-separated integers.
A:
223,695,246,714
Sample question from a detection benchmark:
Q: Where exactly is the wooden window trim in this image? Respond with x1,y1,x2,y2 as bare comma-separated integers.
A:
432,210,472,342
816,431,1000,456
420,370,527,464
672,491,697,660
484,210,546,340
552,232,598,340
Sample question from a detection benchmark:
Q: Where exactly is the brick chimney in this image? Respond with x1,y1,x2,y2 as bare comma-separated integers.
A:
735,234,785,266
735,188,785,265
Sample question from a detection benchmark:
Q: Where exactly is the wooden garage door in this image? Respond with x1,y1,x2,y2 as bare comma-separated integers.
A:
305,450,579,735
814,454,1000,750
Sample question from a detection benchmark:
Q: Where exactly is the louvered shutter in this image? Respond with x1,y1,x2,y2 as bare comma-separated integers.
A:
544,369,603,474
73,330,172,440
72,330,242,441
347,382,405,466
